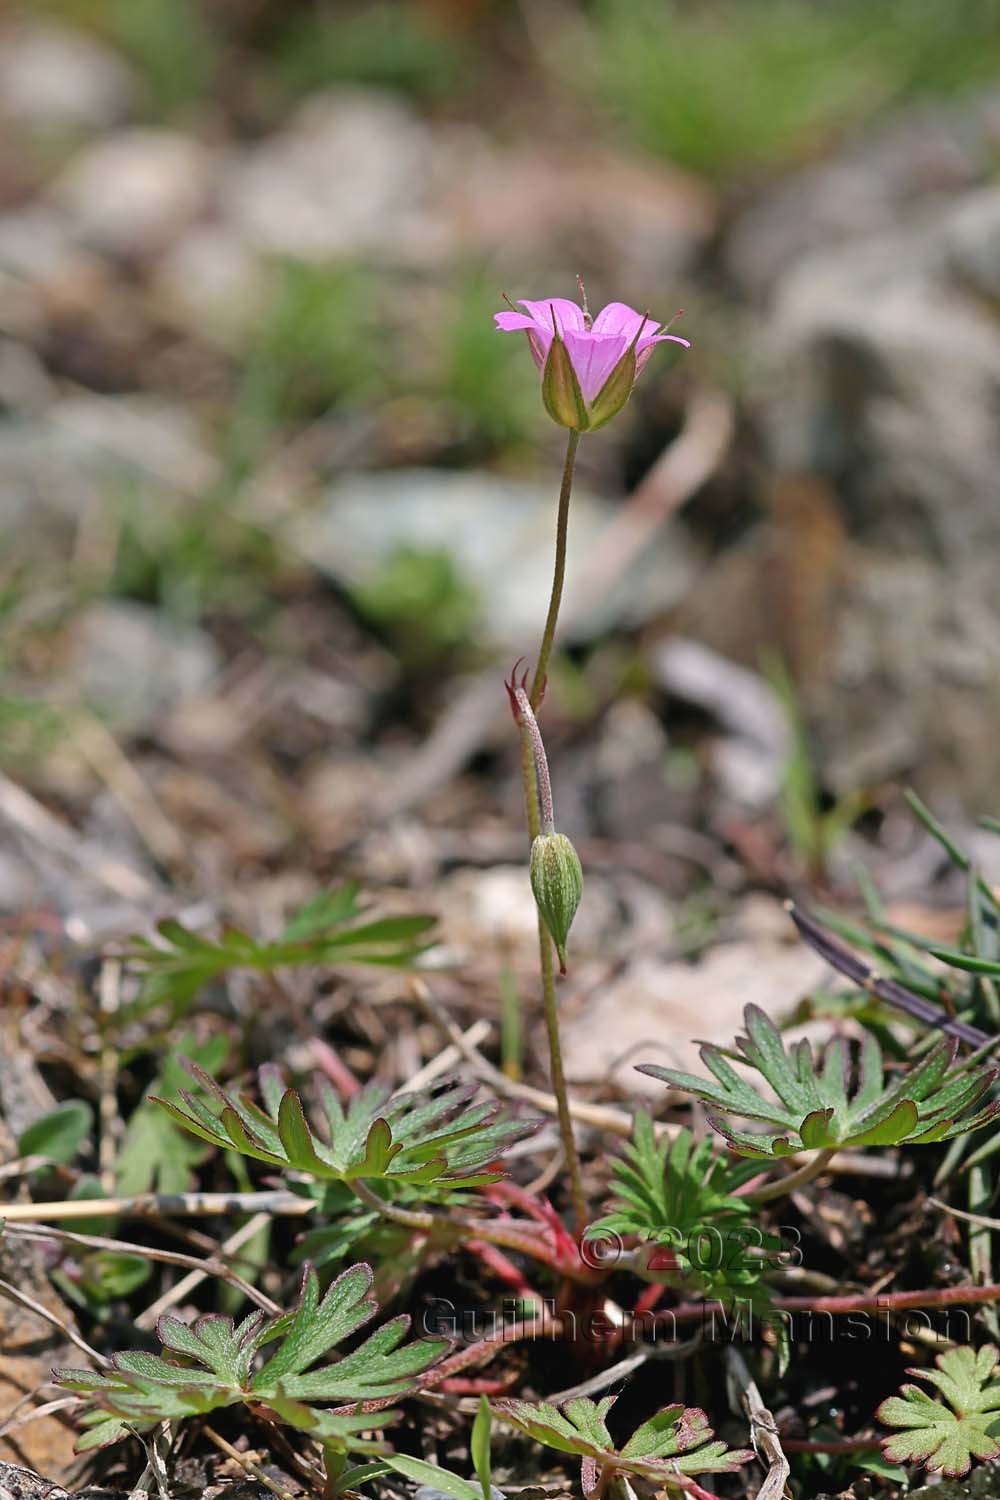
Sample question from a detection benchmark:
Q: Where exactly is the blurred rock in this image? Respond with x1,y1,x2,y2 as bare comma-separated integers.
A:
222,86,712,277
943,185,1000,300
69,601,221,734
435,862,620,965
51,130,215,257
655,638,787,810
766,202,1000,547
591,700,673,842
562,924,826,1095
728,90,1000,296
447,143,714,281
0,205,82,285
0,21,135,130
153,224,272,342
757,183,1000,800
224,90,441,263
293,468,698,647
52,394,217,492
0,850,37,912
0,395,217,551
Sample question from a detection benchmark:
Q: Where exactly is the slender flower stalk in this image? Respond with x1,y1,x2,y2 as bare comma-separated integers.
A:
531,430,579,705
497,287,690,1234
508,445,587,1225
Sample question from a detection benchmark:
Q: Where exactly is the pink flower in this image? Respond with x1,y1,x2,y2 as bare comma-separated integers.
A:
495,295,689,432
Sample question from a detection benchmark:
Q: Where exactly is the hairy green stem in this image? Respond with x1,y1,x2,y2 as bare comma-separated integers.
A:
349,1178,593,1277
530,430,579,709
519,429,586,1231
746,1147,838,1205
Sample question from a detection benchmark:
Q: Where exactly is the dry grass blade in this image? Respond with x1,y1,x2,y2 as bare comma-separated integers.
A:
4,1223,281,1314
410,977,679,1140
135,1211,277,1329
0,1277,105,1367
724,1346,786,1500
1,1189,312,1224
202,1425,300,1500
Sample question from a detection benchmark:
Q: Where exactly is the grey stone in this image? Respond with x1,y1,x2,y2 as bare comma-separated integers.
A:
153,224,272,342
223,90,442,263
51,129,215,256
755,183,1000,802
728,90,1000,296
68,601,221,734
221,86,712,277
0,395,217,550
764,213,1000,553
0,205,80,282
291,468,698,647
943,184,1000,300
562,929,827,1096
0,22,135,130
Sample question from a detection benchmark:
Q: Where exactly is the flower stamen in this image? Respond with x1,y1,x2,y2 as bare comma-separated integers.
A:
576,275,592,330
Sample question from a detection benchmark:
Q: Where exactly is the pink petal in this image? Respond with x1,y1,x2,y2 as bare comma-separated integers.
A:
494,311,555,370
635,333,690,375
591,301,657,341
515,297,587,334
494,311,540,331
560,330,629,403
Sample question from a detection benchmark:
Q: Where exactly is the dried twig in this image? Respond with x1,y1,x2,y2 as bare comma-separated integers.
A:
1,1189,312,1224
70,711,188,874
567,391,734,617
544,1331,703,1406
0,767,156,904
927,1197,1000,1232
410,977,678,1141
5,1222,281,1313
0,1397,79,1442
135,1212,277,1329
202,1424,300,1500
398,1019,492,1094
724,1345,788,1500
0,1276,105,1366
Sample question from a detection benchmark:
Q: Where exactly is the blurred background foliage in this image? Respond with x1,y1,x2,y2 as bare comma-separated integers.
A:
31,0,1000,162
4,0,1000,881
585,0,1000,176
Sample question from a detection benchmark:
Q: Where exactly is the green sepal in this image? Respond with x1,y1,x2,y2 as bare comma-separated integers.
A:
542,332,589,432
587,345,637,431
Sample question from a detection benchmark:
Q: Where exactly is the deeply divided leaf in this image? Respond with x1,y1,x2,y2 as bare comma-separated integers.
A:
154,1067,537,1192
57,1261,446,1455
640,1005,1000,1157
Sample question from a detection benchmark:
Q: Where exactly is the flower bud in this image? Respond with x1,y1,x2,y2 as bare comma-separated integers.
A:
541,331,589,432
530,832,583,975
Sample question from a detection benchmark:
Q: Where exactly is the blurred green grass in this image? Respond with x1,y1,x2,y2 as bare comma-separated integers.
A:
583,0,1000,178
274,1,467,108
35,0,1000,178
226,262,544,470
